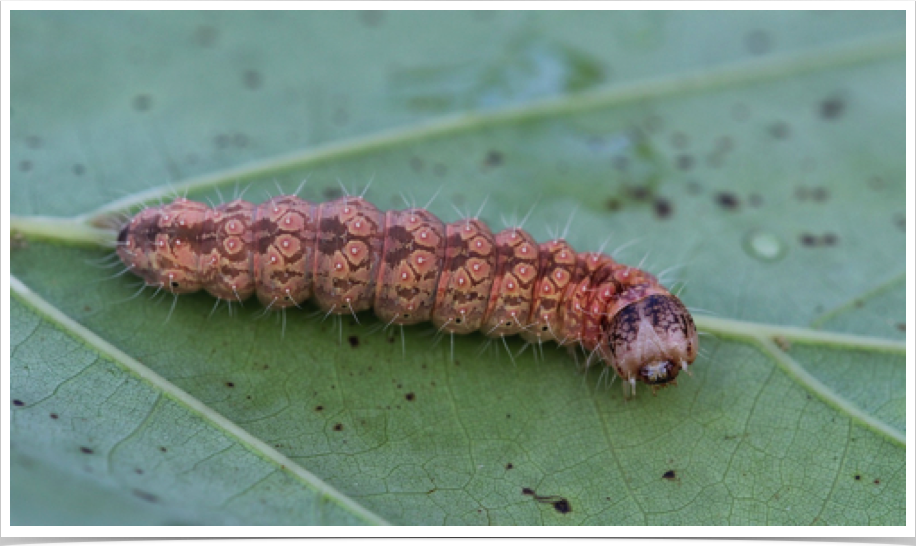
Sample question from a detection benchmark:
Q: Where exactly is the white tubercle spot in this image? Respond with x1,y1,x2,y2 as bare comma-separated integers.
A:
465,225,472,232
555,271,564,280
343,207,351,214
350,246,359,255
335,262,343,270
285,217,292,224
458,278,465,286
179,220,186,226
420,232,428,239
472,264,480,271
229,222,236,230
543,284,550,293
270,256,277,263
401,272,409,280
604,289,611,298
354,221,362,229
475,241,482,248
507,281,515,289
417,256,425,264
282,241,290,248
520,245,528,254
163,215,170,221
410,216,417,223
560,252,567,259
519,267,527,275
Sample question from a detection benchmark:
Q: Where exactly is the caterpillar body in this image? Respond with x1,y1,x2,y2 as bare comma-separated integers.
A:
116,194,698,395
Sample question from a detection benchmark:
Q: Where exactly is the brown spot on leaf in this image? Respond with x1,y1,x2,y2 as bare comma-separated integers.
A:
333,423,344,432
820,97,845,120
663,470,677,480
506,463,514,470
348,335,360,348
653,197,673,219
132,94,152,111
243,69,262,90
483,150,504,167
715,192,740,211
225,382,234,388
745,29,771,55
132,489,158,503
405,392,415,402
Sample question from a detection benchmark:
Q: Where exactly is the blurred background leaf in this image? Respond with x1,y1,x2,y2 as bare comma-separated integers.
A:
10,11,905,525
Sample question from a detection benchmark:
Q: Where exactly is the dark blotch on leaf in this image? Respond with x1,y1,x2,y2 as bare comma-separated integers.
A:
13,399,24,407
628,186,652,201
159,446,167,452
132,94,152,112
132,489,159,503
800,233,818,247
811,187,829,202
822,233,838,246
663,470,676,480
243,69,262,90
552,499,571,514
855,474,862,481
715,192,740,211
522,487,535,496
348,335,360,348
315,405,324,411
675,154,694,171
19,160,32,172
768,122,791,140
405,392,415,402
80,447,94,454
605,198,621,211
896,323,905,332
506,463,514,470
820,97,845,120
73,164,86,176
225,382,234,388
653,197,673,219
193,25,219,47
50,413,58,419
333,423,344,432
745,29,772,55
483,150,504,167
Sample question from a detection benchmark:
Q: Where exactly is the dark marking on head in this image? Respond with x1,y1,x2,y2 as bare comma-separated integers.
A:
348,335,360,348
715,192,740,211
820,97,845,120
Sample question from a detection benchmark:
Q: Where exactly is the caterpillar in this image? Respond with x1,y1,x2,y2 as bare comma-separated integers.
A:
115,193,698,396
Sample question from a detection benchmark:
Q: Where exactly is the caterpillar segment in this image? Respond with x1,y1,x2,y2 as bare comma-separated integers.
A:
116,195,699,394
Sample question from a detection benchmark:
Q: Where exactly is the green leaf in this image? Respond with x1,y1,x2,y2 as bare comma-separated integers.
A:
10,11,905,525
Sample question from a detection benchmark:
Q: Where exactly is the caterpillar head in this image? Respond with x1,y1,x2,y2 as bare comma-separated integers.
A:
602,294,698,394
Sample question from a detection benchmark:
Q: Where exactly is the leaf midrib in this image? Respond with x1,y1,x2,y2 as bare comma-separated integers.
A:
10,275,391,526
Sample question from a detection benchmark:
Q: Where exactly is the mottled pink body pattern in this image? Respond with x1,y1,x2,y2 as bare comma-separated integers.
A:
117,195,698,394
